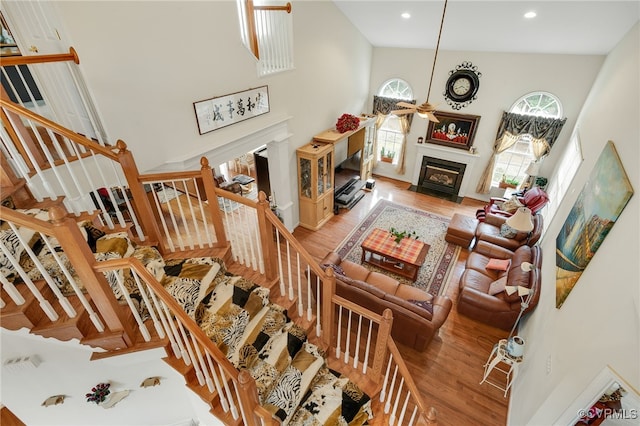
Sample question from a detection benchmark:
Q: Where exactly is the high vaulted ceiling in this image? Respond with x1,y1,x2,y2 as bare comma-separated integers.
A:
332,0,640,55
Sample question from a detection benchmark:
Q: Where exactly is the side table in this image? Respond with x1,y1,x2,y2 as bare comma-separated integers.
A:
480,339,523,397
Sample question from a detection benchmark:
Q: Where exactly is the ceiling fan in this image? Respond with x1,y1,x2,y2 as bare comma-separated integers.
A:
391,0,448,123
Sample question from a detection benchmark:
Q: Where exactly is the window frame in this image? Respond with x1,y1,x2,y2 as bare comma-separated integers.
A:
491,91,563,188
376,79,413,166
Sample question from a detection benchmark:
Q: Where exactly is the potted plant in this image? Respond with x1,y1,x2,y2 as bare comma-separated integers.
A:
498,175,520,189
380,147,395,163
534,176,548,189
389,227,418,244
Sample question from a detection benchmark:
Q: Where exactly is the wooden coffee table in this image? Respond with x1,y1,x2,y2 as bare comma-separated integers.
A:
360,228,429,282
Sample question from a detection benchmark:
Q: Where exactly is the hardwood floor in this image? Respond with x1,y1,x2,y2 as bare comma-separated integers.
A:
292,173,510,426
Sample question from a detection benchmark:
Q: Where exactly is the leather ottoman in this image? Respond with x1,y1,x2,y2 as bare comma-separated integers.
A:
445,213,479,249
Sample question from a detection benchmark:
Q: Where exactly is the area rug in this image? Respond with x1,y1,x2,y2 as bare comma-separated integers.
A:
156,186,182,203
335,199,460,297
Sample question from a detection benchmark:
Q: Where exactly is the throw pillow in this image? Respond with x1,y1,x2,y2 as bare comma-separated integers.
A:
96,232,135,258
499,195,524,213
486,258,511,271
500,223,518,238
321,263,346,277
408,299,434,314
488,276,508,295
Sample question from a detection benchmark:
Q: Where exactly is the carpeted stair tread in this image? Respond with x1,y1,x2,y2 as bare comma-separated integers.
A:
163,257,372,425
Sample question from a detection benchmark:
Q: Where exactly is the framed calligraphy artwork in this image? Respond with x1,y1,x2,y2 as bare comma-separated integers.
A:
193,86,270,135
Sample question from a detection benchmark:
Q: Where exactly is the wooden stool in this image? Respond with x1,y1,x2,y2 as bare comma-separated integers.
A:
445,213,479,249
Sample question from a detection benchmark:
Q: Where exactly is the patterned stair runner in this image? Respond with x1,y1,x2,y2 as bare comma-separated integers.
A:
162,258,372,425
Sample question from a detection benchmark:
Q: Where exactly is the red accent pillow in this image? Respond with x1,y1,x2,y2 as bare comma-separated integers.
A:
486,258,511,271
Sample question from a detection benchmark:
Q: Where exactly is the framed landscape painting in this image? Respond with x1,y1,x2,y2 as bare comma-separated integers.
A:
555,141,634,308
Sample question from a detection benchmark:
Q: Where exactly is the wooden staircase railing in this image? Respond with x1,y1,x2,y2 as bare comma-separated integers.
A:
1,48,438,425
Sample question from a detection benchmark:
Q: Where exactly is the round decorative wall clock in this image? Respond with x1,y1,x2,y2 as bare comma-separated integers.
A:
444,61,482,110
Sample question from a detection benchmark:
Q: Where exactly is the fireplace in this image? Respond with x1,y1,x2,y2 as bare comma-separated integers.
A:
418,156,466,196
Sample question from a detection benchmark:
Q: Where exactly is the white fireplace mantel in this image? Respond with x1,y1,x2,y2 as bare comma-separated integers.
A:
412,143,480,197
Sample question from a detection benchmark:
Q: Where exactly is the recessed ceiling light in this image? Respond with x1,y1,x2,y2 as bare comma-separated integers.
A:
401,12,411,19
524,11,537,19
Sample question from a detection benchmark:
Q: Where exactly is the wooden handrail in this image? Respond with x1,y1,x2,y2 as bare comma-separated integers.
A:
263,206,328,279
93,257,240,379
386,337,433,423
0,97,119,160
254,2,292,13
0,205,56,234
331,295,384,323
0,47,79,66
138,170,203,182
93,257,269,424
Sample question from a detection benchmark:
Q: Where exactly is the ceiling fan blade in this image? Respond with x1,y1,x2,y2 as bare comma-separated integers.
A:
396,101,417,109
390,108,415,115
425,111,440,122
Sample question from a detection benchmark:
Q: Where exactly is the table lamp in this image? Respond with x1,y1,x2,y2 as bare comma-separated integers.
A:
505,207,534,233
525,161,541,189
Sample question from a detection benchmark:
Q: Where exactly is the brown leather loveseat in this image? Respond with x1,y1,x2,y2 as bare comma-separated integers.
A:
475,212,544,251
457,241,542,330
316,252,453,351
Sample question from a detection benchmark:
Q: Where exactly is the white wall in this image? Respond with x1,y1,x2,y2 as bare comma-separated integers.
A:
510,23,640,425
0,329,212,426
54,0,372,225
368,47,604,200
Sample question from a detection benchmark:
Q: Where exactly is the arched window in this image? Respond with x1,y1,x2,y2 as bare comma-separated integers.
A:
491,92,563,188
376,79,413,165
379,78,413,100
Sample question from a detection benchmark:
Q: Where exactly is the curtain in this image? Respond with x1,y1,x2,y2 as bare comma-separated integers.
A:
372,96,416,174
395,116,410,174
476,111,567,193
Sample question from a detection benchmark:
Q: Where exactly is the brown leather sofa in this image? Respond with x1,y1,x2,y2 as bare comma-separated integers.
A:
475,212,543,251
317,252,452,351
457,241,542,330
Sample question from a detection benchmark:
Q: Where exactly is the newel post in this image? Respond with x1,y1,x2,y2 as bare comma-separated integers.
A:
48,205,135,346
237,370,263,426
114,140,163,248
255,191,277,281
199,158,227,247
371,308,393,380
320,268,336,351
426,406,438,425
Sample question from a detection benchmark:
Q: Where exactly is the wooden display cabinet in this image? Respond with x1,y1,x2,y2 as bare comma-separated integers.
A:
297,142,334,230
360,121,375,181
313,116,376,181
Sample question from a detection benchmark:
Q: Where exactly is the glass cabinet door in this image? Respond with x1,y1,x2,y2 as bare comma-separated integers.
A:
300,157,311,198
325,152,332,190
317,156,325,196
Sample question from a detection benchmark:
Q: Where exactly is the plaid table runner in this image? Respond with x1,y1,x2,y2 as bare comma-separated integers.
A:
361,228,425,265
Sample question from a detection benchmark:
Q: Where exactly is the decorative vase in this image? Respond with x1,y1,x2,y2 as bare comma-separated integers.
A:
506,336,525,357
